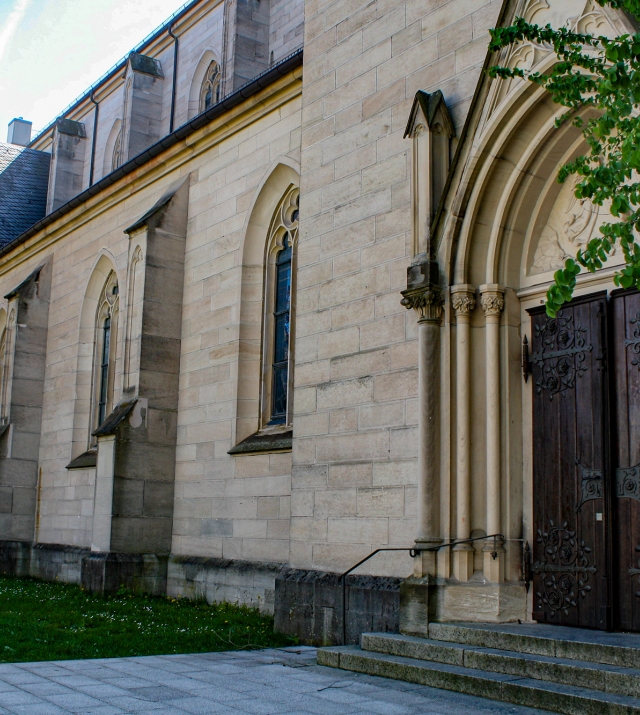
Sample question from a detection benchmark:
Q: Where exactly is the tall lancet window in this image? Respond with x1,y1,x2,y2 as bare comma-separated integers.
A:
260,186,299,429
271,234,292,424
98,315,111,427
200,61,221,112
112,129,123,172
92,272,119,435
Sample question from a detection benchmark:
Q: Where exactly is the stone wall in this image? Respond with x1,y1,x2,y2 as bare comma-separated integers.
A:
291,0,502,576
168,555,285,613
270,0,305,64
275,568,402,645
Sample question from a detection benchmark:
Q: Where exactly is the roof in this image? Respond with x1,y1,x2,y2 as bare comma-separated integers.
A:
0,49,303,261
0,143,50,247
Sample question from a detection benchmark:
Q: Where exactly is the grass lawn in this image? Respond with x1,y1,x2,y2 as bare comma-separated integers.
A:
0,576,294,663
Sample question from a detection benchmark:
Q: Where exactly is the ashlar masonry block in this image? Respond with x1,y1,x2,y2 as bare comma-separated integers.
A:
0,259,52,541
46,120,87,213
98,179,190,555
123,53,165,162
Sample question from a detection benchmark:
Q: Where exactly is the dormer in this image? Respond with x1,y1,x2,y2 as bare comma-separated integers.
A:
405,90,455,256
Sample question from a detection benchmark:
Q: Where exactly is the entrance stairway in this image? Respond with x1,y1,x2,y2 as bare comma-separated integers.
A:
317,622,640,714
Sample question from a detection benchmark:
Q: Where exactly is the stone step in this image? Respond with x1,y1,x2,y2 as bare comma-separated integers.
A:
361,632,640,698
318,645,640,715
427,622,640,668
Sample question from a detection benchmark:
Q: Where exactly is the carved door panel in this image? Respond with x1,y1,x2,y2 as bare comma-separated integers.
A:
610,289,640,631
529,292,610,630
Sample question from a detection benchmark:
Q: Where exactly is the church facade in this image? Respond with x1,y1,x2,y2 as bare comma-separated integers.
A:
0,0,637,642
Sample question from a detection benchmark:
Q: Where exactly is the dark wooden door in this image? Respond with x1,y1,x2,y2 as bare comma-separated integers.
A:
529,292,611,630
610,289,640,631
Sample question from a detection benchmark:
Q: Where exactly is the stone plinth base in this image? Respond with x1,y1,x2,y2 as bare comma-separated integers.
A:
435,579,527,623
399,577,527,634
399,577,436,637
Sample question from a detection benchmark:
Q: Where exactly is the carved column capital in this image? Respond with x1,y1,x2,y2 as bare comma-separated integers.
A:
401,285,444,324
451,285,476,316
402,256,443,324
479,284,505,317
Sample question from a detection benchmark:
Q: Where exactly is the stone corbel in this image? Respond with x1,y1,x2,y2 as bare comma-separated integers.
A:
401,255,444,324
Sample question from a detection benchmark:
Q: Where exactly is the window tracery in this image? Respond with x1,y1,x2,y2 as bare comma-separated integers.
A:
92,272,119,434
261,186,299,428
112,129,123,172
199,61,221,112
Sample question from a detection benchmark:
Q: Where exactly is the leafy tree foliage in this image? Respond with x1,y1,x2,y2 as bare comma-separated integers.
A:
489,0,640,316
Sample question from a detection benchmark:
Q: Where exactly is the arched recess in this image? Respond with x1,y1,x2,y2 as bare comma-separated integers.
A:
103,119,122,178
71,252,123,458
430,1,634,584
234,159,300,444
188,49,221,119
439,1,634,290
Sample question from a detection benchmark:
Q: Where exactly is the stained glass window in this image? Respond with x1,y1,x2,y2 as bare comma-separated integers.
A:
270,233,292,424
97,316,111,427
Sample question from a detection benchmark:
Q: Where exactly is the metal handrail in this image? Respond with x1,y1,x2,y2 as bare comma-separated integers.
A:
340,533,505,645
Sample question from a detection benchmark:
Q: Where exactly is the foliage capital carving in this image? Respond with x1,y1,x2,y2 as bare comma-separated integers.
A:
401,285,444,324
480,290,505,317
451,290,476,316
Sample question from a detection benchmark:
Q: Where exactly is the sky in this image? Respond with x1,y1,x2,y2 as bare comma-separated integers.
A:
0,0,187,142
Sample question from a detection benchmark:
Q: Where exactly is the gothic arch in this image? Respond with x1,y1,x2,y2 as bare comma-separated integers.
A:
437,5,634,291
71,253,123,457
188,49,221,119
424,0,637,592
103,119,122,177
234,160,300,443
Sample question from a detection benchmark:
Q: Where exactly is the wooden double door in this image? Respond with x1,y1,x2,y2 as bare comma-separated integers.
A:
529,288,640,631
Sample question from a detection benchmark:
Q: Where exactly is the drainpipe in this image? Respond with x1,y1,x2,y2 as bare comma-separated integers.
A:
89,90,99,186
168,22,179,133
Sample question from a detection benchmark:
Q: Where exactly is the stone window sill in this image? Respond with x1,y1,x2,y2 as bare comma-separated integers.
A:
228,429,292,455
66,449,97,470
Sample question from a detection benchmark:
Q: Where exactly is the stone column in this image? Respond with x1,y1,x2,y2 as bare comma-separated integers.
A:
399,258,443,636
401,258,443,577
480,284,505,582
451,285,475,582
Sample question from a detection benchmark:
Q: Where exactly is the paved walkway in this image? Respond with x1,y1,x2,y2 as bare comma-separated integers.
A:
0,647,555,715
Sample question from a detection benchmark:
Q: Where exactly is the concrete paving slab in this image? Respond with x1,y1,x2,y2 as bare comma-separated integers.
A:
0,648,562,715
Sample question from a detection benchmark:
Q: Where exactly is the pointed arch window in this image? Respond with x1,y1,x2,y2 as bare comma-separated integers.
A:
112,129,123,172
0,325,8,425
271,234,292,424
200,61,221,112
261,186,299,428
92,272,119,436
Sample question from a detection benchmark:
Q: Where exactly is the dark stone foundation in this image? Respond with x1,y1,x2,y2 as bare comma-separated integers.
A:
274,568,402,645
0,541,402,644
0,541,166,595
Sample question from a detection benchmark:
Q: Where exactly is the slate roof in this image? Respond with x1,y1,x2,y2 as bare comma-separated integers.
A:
0,142,50,247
